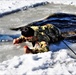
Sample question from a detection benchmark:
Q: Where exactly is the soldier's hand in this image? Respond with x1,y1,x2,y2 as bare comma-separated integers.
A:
13,38,20,44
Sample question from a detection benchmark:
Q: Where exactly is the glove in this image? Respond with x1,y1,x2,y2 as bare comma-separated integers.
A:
24,46,33,53
24,45,29,49
13,38,20,44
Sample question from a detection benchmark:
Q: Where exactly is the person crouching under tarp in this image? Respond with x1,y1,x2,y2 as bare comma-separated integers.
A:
13,24,62,54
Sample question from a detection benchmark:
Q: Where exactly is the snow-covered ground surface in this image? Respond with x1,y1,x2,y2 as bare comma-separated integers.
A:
0,0,76,16
0,49,76,75
0,0,76,75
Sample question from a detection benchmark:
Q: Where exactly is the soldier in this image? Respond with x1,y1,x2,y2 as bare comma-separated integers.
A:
13,24,61,54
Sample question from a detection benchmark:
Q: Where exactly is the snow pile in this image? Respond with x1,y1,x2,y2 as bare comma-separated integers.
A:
0,0,48,16
48,0,76,5
0,50,76,75
0,0,76,16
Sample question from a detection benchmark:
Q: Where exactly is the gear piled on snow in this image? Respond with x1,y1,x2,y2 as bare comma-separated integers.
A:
10,13,76,54
10,24,62,44
10,13,76,43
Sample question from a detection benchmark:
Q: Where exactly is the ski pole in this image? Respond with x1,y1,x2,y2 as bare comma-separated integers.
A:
62,40,76,55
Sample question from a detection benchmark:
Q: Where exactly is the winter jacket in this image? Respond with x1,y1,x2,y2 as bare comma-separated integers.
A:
17,24,61,53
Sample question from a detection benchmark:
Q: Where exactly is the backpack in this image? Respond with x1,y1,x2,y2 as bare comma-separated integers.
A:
31,24,62,44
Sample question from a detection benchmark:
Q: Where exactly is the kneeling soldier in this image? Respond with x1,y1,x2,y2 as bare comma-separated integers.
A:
13,24,61,54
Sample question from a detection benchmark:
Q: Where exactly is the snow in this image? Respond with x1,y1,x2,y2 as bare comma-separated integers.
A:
0,0,76,15
0,49,76,75
0,0,76,75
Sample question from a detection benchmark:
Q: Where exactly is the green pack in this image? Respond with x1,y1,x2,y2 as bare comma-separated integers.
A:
31,24,61,44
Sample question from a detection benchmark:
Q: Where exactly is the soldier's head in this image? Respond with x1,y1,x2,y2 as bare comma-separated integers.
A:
21,27,35,42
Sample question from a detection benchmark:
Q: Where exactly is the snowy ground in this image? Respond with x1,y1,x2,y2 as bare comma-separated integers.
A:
0,0,76,16
0,0,76,75
0,49,76,75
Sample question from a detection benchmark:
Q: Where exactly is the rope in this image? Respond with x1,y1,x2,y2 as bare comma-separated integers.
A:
62,40,76,55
